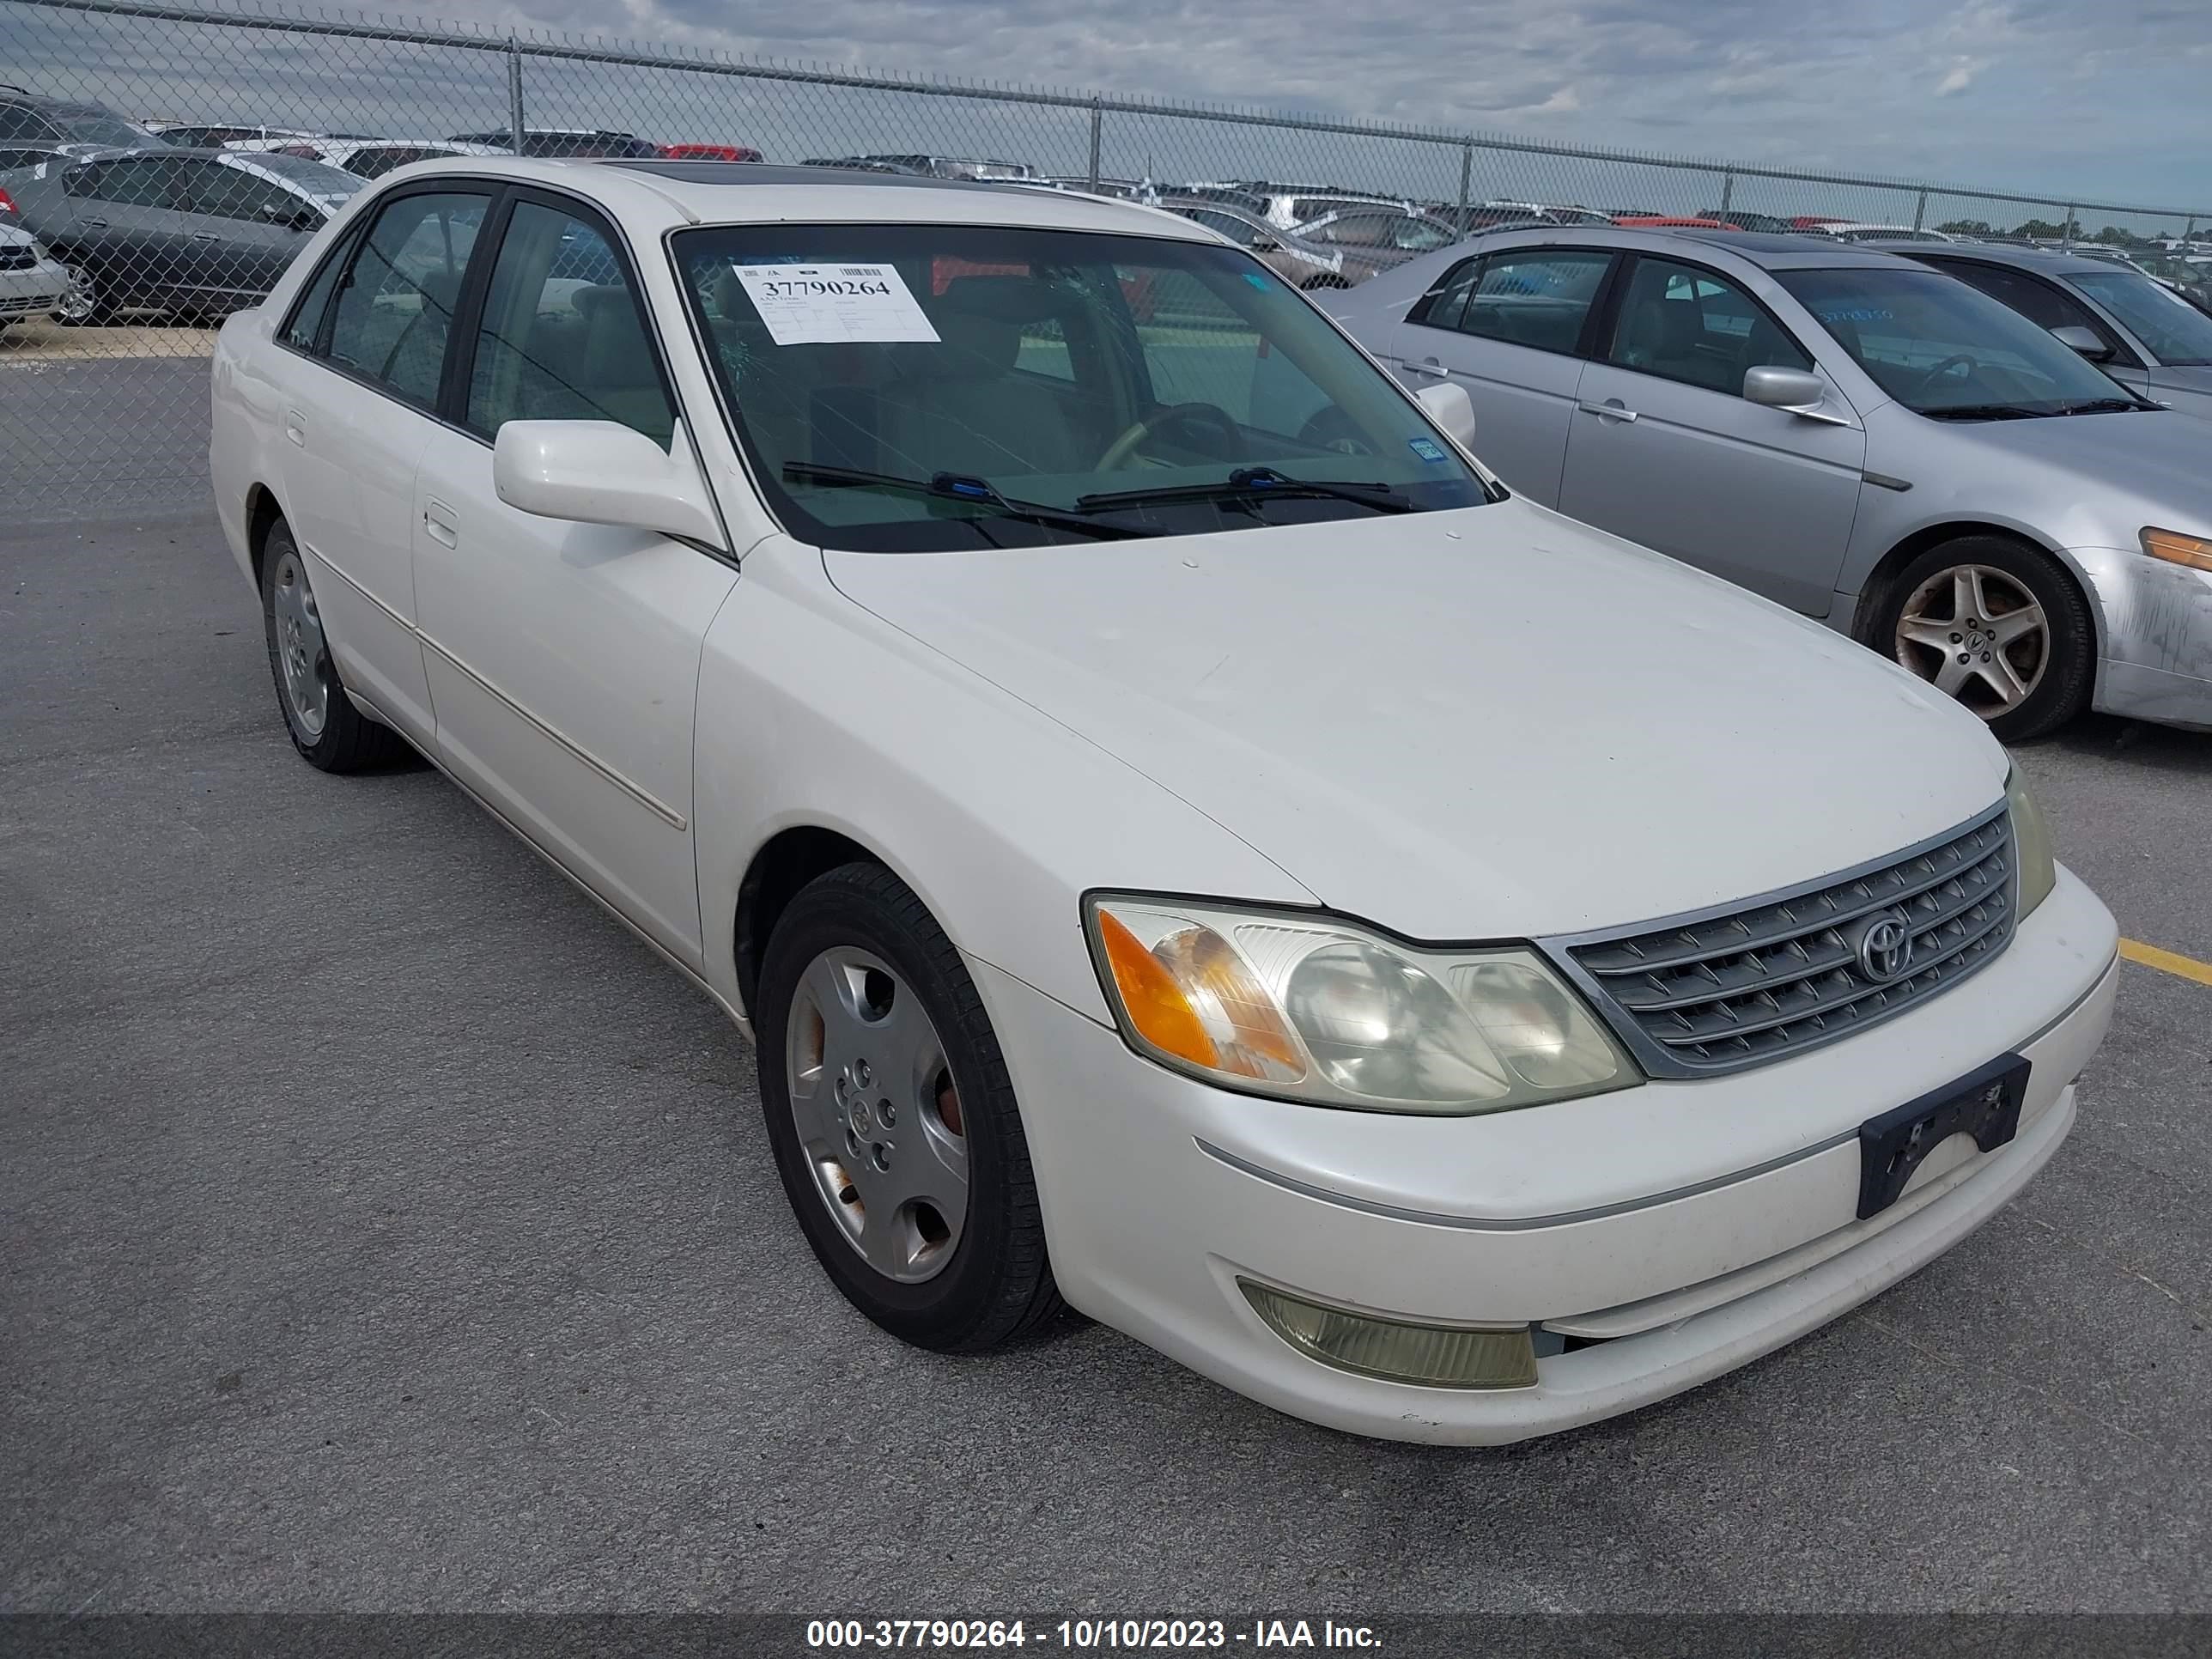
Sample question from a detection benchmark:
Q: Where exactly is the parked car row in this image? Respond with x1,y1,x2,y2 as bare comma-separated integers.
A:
210,156,2130,1446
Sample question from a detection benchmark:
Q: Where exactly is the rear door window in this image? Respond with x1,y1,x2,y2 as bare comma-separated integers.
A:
1449,250,1614,356
323,189,492,407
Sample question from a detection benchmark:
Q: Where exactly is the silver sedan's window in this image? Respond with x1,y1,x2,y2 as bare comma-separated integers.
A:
2071,269,2212,367
673,222,1491,551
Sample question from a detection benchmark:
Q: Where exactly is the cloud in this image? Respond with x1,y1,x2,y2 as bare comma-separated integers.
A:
1936,57,1984,94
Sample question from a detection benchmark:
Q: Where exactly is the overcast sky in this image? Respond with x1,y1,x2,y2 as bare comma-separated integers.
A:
434,0,2212,204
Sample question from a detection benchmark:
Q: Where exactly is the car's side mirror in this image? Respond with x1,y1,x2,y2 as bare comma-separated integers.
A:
1250,234,1279,252
1743,365,1832,410
1413,380,1477,449
2050,324,2114,362
493,419,726,547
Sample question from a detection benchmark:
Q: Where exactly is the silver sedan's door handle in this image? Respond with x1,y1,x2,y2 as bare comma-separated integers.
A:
1407,357,1449,379
1579,398,1639,422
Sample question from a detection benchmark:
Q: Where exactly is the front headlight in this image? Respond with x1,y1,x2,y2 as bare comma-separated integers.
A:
2006,769,2057,919
1085,895,1636,1113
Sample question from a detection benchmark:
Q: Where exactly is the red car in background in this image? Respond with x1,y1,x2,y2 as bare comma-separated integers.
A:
659,143,763,162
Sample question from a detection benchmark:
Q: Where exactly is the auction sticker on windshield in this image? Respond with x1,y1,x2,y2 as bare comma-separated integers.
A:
732,263,941,345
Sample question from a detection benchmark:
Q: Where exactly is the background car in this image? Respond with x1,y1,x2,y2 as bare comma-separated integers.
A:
0,86,166,150
1486,199,1614,227
659,143,763,162
0,217,71,333
1158,197,1357,289
447,127,660,157
1327,226,2212,738
227,136,511,178
1612,216,1733,229
1873,238,2212,422
1702,210,1800,234
848,153,1033,180
1820,223,1956,243
6,147,362,323
143,122,334,147
1290,204,1462,279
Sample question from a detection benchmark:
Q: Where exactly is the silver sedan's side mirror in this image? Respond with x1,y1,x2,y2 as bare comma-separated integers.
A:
2050,324,2115,362
1742,365,1831,409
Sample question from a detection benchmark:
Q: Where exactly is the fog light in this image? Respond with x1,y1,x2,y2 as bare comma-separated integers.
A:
1239,1279,1538,1390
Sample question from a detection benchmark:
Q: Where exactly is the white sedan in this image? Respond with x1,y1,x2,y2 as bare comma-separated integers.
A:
210,158,2120,1443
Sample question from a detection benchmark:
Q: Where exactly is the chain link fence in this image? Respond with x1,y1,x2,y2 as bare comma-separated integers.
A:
6,0,2211,513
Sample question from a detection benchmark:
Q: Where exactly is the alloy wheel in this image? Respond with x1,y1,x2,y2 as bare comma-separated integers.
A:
54,265,96,325
1893,563,2050,719
270,549,330,738
784,945,969,1284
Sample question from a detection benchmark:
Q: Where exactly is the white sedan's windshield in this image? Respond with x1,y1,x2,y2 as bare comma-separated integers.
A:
674,222,1492,550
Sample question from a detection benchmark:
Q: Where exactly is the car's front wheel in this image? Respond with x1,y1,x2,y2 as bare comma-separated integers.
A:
1869,534,2094,742
53,264,111,326
259,520,409,771
756,861,1064,1351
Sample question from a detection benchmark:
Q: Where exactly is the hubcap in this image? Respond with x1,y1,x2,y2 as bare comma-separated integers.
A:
1893,563,2049,719
57,265,95,324
270,550,330,738
786,946,968,1284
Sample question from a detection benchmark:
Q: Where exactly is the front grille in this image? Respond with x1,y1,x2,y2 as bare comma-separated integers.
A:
0,246,37,271
1557,808,2014,1078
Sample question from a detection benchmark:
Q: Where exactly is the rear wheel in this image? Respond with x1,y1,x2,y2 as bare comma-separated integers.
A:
259,520,409,771
1868,534,2094,742
756,861,1064,1352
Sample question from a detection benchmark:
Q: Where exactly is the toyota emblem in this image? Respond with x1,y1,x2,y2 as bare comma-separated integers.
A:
1857,911,1915,982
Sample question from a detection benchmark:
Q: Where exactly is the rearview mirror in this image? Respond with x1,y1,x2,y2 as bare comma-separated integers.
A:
492,419,726,547
1743,365,1831,410
1413,380,1477,449
2050,324,2114,362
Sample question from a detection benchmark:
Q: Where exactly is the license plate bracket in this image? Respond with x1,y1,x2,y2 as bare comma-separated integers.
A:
1856,1054,2030,1220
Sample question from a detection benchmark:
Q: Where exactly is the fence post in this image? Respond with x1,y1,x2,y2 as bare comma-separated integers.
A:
507,34,526,151
2186,216,2198,248
1086,98,1102,191
1718,169,1734,215
1455,140,1472,228
2063,204,2077,246
1911,188,1927,231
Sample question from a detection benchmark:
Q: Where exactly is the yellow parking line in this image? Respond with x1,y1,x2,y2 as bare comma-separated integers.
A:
2119,938,2212,988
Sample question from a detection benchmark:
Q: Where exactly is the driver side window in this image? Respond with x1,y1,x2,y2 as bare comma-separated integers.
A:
1606,256,1813,396
180,162,295,224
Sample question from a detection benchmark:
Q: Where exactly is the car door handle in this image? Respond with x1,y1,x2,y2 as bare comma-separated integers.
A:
1578,399,1639,422
422,499,459,549
1407,357,1449,378
191,232,221,243
79,217,108,229
283,408,306,447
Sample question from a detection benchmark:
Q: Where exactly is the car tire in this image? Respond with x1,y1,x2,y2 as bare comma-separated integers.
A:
756,860,1065,1352
1866,534,2094,743
53,264,112,327
259,520,410,772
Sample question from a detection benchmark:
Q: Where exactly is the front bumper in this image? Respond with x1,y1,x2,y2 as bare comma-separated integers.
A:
0,259,71,319
975,867,2118,1443
2077,543,2212,730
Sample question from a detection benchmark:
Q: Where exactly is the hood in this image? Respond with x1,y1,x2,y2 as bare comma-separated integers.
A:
1911,405,2212,529
824,499,2010,940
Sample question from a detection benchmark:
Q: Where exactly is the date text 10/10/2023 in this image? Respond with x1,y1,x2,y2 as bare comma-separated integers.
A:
805,1620,1382,1650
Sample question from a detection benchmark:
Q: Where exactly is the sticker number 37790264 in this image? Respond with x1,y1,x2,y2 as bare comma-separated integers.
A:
731,262,943,346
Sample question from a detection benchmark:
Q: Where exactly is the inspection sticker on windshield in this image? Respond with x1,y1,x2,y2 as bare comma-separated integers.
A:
731,263,940,346
1408,437,1448,463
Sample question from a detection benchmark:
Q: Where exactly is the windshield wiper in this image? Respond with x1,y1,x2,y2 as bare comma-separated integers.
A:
1076,466,1417,514
1918,404,2050,422
2055,397,2152,415
781,463,1153,540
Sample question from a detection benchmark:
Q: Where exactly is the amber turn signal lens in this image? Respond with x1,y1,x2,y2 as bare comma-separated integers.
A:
2141,527,2212,572
1096,909,1220,1070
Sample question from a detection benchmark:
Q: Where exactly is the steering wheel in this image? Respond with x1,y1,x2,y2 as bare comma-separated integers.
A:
1910,353,1980,398
1097,402,1245,471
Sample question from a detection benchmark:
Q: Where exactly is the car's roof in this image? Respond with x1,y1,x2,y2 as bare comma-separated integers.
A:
1856,238,2118,278
1468,224,1917,270
370,157,1216,240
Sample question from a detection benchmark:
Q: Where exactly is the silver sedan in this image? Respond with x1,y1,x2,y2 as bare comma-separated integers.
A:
1325,227,2212,738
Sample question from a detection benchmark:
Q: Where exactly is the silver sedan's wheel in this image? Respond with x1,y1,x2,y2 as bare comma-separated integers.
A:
269,546,330,739
785,945,968,1285
1893,562,2050,719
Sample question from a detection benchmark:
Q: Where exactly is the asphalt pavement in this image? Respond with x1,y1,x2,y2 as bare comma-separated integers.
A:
3,502,2209,1615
